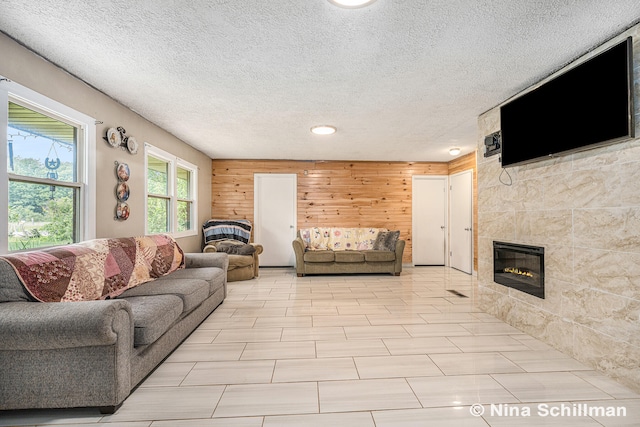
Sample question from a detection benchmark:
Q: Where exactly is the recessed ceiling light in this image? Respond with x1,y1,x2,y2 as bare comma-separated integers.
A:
311,125,337,135
328,0,376,9
449,147,461,156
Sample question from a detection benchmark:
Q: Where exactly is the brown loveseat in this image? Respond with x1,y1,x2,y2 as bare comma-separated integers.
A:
292,227,405,277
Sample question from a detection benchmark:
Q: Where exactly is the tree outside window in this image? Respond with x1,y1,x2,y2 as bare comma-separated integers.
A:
146,155,170,234
176,166,193,232
145,145,197,237
6,101,80,251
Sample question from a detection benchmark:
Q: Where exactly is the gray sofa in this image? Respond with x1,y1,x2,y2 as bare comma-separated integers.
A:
292,229,405,277
0,251,228,414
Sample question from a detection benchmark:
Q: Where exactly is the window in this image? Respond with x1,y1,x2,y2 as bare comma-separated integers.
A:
1,77,96,253
176,165,194,232
145,144,197,237
146,155,170,233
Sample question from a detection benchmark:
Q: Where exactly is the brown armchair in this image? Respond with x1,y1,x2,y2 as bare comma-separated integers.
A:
203,240,263,282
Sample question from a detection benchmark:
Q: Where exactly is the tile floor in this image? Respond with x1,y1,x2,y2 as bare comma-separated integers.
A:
2,267,639,426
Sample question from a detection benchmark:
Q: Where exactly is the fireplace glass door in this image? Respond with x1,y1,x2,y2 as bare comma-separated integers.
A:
493,241,545,299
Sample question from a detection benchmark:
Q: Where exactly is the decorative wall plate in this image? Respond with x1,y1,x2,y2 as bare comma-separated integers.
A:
116,182,130,202
127,136,139,154
116,202,130,220
116,163,130,181
106,128,121,147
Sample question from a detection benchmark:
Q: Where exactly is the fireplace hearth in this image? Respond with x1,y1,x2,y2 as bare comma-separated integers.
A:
493,241,545,299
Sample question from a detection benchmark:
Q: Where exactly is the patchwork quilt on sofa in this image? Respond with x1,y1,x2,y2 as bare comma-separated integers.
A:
299,227,385,251
0,234,184,302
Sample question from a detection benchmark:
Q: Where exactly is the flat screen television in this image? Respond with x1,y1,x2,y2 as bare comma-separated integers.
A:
500,37,634,167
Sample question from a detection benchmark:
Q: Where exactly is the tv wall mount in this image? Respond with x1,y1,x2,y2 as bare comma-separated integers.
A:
484,131,501,158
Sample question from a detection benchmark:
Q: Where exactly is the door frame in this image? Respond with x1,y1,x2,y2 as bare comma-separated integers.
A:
448,169,473,274
253,173,297,267
411,175,449,267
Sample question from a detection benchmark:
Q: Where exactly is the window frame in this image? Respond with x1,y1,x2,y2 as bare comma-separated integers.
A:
0,76,96,253
144,143,198,238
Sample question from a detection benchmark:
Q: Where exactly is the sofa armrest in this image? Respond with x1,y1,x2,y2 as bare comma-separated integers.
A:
292,237,306,276
184,252,229,271
250,244,263,277
394,239,406,274
0,300,132,351
252,243,264,255
203,244,218,253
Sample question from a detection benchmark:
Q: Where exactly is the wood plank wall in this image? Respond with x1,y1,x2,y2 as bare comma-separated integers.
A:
211,152,477,268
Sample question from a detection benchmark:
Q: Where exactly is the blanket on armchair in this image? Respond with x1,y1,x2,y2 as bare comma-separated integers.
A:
203,219,252,244
0,234,184,302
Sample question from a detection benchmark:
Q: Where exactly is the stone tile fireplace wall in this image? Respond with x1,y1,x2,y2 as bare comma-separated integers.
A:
477,25,640,392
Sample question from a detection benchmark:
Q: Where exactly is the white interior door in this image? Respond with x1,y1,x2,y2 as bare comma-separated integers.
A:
254,173,297,267
450,170,473,274
412,176,447,265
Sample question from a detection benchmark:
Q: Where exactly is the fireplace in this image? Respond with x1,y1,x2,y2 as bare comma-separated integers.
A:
493,241,545,299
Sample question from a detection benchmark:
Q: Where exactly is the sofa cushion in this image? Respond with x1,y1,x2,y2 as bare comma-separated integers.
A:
154,267,225,296
118,278,209,313
227,254,255,270
123,295,183,346
215,241,256,255
364,250,396,262
0,259,34,302
303,250,335,263
373,230,400,251
335,251,365,263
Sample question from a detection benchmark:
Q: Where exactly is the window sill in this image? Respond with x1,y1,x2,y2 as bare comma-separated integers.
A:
171,229,198,239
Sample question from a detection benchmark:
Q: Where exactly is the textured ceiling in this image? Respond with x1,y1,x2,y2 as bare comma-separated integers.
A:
1,1,639,162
